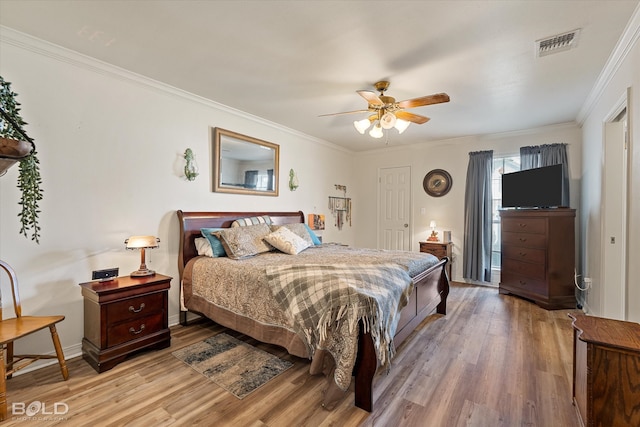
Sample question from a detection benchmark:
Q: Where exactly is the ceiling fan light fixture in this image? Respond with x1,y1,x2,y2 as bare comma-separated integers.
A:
394,119,411,134
380,111,397,129
354,118,371,134
369,123,384,139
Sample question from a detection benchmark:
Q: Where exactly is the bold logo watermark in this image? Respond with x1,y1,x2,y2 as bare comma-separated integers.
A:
12,401,69,421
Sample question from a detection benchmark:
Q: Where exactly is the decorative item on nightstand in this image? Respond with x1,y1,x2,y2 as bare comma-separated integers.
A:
427,220,439,242
125,235,159,277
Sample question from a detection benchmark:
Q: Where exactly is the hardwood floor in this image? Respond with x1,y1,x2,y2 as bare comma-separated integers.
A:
4,283,582,426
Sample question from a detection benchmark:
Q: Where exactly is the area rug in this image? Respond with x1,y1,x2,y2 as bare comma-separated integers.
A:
172,333,293,399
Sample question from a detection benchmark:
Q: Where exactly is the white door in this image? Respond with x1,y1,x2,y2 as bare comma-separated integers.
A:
602,118,628,320
379,166,411,250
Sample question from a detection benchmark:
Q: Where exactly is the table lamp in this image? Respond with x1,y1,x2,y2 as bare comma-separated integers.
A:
125,235,160,277
427,220,439,242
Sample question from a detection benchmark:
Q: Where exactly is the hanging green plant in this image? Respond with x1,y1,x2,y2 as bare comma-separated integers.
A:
0,76,43,243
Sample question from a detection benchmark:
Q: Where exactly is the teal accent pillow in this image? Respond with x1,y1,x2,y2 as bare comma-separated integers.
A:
200,227,227,257
304,224,322,245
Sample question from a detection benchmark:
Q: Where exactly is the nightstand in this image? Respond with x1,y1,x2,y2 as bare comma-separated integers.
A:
80,274,171,373
419,241,453,280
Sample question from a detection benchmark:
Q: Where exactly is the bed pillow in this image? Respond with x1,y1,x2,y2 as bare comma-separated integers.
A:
230,215,272,227
194,237,214,257
270,223,315,246
213,223,273,259
304,224,322,245
264,226,311,255
200,227,227,257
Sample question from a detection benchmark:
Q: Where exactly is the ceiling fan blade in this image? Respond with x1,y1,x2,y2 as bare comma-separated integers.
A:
318,109,370,117
357,90,384,106
397,93,450,109
395,111,430,124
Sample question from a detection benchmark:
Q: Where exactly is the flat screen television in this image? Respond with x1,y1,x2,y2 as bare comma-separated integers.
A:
501,164,565,208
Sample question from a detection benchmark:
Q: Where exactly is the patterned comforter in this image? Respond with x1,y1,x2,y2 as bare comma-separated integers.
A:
186,245,439,391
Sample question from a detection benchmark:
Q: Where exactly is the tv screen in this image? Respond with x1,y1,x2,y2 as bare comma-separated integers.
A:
501,164,565,208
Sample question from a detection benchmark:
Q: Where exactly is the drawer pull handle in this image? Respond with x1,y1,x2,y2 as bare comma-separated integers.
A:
129,324,145,335
519,252,527,257
129,303,145,313
519,280,527,285
519,238,527,242
518,223,527,228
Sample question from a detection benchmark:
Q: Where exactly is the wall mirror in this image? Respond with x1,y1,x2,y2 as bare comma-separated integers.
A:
212,127,279,196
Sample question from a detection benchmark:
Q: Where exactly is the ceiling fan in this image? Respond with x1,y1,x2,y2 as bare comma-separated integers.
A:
320,81,450,138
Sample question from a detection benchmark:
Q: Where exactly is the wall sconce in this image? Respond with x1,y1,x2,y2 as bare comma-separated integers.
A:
427,220,439,242
183,148,199,181
125,235,160,277
289,169,299,191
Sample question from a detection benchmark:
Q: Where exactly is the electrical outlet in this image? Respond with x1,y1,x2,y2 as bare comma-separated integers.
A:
584,277,592,289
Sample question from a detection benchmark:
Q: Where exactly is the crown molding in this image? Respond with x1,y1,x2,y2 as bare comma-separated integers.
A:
0,25,351,154
577,4,640,124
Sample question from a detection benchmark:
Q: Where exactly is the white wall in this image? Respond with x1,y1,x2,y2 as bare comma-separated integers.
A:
353,124,582,283
0,30,356,359
579,7,640,320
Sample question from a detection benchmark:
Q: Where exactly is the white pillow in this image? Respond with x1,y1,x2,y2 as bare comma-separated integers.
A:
264,226,310,255
195,237,214,257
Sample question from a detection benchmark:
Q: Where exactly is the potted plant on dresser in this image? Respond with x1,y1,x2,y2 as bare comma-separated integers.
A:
0,75,43,243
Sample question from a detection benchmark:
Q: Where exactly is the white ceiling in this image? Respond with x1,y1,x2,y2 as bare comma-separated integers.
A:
1,1,638,152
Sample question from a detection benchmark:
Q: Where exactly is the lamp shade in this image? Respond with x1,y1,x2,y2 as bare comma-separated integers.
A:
429,220,437,229
380,112,397,129
394,119,411,134
125,235,160,249
369,123,384,138
354,118,371,134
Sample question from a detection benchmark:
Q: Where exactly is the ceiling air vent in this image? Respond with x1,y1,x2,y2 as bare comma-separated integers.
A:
536,29,581,57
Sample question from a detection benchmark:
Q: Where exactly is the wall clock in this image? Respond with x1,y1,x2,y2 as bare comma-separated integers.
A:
423,169,452,197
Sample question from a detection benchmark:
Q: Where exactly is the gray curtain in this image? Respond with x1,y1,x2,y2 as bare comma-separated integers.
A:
520,143,570,207
244,170,258,188
463,150,493,282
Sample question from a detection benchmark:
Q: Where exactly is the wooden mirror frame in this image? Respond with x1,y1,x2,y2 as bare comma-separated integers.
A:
212,127,279,196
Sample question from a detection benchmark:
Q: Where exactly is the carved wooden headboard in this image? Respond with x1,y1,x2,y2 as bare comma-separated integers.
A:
176,210,305,281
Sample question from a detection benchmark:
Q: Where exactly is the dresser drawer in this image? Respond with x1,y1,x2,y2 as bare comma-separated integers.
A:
502,257,545,280
107,313,165,347
106,293,164,324
502,217,546,234
502,231,547,249
502,245,546,264
501,272,548,297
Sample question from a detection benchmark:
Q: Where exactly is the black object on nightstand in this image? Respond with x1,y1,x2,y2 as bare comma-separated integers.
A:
79,274,171,373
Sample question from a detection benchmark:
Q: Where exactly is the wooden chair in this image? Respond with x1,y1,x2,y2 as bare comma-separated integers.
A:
0,260,68,421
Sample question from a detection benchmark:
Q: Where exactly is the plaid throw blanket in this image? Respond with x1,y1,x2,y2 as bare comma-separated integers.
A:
266,263,414,385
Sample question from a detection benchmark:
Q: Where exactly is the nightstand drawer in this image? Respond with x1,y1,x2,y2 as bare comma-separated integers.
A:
420,244,447,259
107,313,165,347
106,293,163,323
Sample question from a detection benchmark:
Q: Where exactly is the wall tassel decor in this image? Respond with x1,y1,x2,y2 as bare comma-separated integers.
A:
329,196,351,230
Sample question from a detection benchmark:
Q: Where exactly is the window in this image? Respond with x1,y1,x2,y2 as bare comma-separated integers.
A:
491,155,520,269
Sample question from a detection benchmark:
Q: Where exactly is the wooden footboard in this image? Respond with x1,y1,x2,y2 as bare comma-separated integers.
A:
177,210,449,412
353,257,449,411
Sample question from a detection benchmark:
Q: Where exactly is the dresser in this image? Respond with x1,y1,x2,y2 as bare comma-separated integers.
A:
499,209,575,309
80,274,171,372
569,313,640,427
419,241,452,280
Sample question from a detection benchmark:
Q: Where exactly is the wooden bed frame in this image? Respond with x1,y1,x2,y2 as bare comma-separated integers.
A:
176,210,449,412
